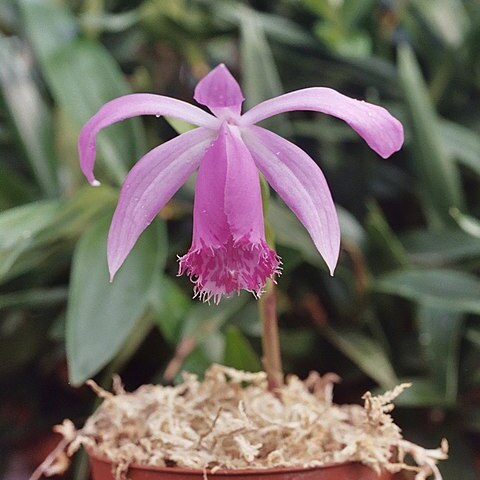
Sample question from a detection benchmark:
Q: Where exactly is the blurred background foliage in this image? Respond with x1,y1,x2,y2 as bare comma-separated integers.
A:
0,0,479,478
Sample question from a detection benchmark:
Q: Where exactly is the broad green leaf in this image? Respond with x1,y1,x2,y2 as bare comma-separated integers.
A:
375,268,480,314
164,117,196,135
181,295,249,343
0,0,16,29
215,2,312,50
410,0,468,48
224,326,261,372
239,6,284,109
40,185,117,243
0,200,61,280
19,0,77,63
393,377,445,407
179,333,225,378
268,199,366,269
66,216,165,385
20,0,146,185
402,229,480,264
45,39,145,184
398,44,464,227
365,201,408,271
0,201,60,251
417,306,463,404
79,9,141,34
450,208,480,239
0,163,35,209
267,199,324,268
0,186,116,283
238,5,291,135
441,120,480,176
320,325,398,389
151,277,190,344
0,37,58,196
0,287,67,311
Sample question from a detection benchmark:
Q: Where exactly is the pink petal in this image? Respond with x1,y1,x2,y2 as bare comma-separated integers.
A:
242,126,340,275
108,127,215,279
178,123,280,303
240,88,404,158
194,64,244,119
191,123,266,247
79,94,219,185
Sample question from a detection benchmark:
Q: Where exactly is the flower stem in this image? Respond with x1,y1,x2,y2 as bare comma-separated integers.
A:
259,174,284,390
259,278,284,390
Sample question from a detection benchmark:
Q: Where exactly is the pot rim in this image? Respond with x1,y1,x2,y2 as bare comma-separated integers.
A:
87,447,361,475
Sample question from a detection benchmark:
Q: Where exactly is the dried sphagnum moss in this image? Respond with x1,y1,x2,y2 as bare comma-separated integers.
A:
44,365,447,480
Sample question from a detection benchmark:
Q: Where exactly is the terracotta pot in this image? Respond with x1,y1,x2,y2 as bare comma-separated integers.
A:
88,450,394,480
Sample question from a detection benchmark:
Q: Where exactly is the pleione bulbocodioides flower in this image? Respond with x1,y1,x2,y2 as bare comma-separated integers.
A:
79,64,403,303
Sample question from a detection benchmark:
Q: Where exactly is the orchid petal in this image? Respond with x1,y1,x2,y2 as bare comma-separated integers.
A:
189,123,265,246
194,64,244,119
242,125,340,274
79,94,219,185
108,127,214,279
178,124,280,303
240,88,404,158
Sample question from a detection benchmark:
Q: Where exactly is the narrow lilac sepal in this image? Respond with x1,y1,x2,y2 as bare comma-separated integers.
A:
78,94,219,185
194,64,244,118
107,127,214,279
243,126,340,275
240,87,404,159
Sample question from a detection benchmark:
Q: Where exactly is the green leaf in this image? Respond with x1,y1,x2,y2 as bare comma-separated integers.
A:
0,164,35,209
0,200,61,281
20,0,146,185
0,37,58,196
19,0,77,63
45,39,145,184
416,306,463,404
441,120,480,176
393,377,445,407
66,216,165,385
239,6,283,109
375,268,480,314
320,325,398,389
224,326,261,372
238,5,291,135
41,185,117,243
268,198,365,269
398,44,464,227
164,117,196,135
450,208,480,239
365,201,408,271
0,287,67,311
151,277,190,344
267,199,325,268
402,229,480,264
410,0,468,48
181,295,249,343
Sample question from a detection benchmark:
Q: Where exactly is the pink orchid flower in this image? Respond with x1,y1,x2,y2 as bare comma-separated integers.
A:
79,64,403,303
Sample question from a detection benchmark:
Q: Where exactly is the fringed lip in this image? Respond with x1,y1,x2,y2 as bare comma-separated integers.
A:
178,237,281,304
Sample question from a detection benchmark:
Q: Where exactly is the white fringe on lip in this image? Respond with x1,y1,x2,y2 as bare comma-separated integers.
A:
45,365,447,480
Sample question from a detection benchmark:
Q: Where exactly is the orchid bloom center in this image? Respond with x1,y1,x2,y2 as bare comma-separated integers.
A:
178,236,281,304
